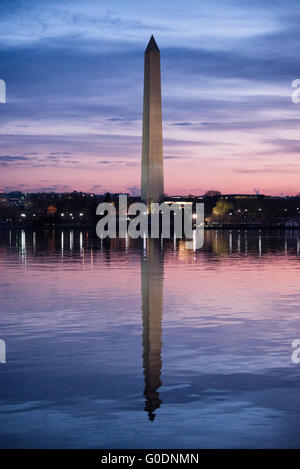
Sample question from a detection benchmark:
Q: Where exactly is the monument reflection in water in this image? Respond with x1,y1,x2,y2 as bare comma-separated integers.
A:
2,229,300,448
141,239,164,421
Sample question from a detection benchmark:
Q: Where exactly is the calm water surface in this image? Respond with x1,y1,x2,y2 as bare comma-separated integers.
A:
0,229,300,448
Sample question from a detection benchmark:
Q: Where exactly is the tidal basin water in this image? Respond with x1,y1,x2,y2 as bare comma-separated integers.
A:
0,229,300,448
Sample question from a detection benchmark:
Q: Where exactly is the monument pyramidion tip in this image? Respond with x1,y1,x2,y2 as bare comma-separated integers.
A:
145,35,160,53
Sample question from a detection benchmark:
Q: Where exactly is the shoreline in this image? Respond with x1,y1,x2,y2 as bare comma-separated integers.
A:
1,223,300,231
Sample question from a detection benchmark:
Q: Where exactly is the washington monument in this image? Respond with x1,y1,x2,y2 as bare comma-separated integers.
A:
141,35,164,205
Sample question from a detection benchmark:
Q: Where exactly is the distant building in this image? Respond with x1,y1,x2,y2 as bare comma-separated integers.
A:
220,194,269,200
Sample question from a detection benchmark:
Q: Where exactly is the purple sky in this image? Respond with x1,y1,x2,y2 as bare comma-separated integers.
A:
0,0,300,195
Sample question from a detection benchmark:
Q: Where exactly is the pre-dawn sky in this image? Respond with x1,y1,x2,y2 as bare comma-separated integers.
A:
0,0,300,195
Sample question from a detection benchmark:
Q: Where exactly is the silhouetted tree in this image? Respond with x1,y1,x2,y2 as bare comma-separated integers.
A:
204,190,221,197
